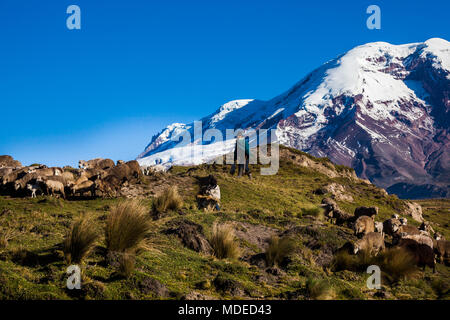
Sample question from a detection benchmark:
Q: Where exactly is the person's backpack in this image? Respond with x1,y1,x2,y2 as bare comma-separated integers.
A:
244,137,250,156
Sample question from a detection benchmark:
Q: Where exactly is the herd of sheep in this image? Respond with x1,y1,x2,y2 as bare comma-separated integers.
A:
321,198,449,272
0,156,152,199
1,154,449,273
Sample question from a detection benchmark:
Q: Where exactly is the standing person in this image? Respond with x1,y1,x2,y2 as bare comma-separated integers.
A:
230,131,251,178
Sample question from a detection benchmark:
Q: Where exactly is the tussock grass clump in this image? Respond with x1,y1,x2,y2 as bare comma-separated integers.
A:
376,247,418,282
305,277,335,300
332,251,360,271
209,223,240,260
265,236,296,267
117,252,136,279
332,250,374,272
431,278,450,299
0,228,17,249
105,251,137,279
301,206,322,218
105,200,152,277
63,215,99,264
152,186,183,214
105,200,151,253
332,247,418,283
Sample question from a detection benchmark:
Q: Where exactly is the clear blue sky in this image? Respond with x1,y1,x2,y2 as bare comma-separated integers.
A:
0,0,448,167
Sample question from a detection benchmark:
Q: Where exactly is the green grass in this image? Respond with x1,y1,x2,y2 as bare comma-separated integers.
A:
0,146,448,300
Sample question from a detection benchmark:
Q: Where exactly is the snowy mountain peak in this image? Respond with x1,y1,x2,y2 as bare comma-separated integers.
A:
422,38,450,72
138,39,450,198
210,99,254,124
138,122,188,159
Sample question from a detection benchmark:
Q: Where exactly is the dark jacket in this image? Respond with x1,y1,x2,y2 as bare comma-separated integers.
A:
234,137,250,160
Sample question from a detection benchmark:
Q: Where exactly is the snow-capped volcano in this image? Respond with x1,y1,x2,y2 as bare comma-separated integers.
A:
138,38,450,199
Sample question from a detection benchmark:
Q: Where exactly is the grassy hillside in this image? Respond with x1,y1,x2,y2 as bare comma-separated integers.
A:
0,146,449,300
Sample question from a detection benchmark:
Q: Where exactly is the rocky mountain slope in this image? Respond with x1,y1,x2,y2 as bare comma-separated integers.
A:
138,38,450,199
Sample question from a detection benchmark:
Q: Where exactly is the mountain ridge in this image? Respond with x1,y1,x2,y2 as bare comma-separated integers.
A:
138,38,450,199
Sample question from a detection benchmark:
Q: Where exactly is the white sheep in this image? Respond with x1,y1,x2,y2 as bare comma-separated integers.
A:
44,180,65,199
375,221,384,237
142,164,166,176
398,233,434,249
27,183,42,198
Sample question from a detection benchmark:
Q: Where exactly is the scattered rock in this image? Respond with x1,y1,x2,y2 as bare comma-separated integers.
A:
138,277,169,298
213,274,244,296
334,270,360,282
164,219,213,255
266,266,284,276
233,222,278,253
82,280,107,299
253,272,276,285
246,253,267,269
278,289,305,300
182,291,217,300
280,149,339,178
373,288,392,299
403,201,424,222
195,279,211,290
323,183,354,202
282,225,320,241
313,244,334,267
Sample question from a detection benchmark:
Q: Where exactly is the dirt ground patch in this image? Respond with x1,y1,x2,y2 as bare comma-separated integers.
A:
232,222,279,255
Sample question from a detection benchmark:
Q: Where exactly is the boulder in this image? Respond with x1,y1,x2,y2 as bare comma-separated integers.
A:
138,277,169,297
403,201,424,222
213,273,244,296
164,219,213,255
322,183,354,202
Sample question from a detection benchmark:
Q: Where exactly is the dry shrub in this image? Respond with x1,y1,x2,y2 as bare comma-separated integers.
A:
105,200,151,277
265,236,296,267
63,215,99,264
305,277,335,300
152,186,183,214
209,223,240,260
